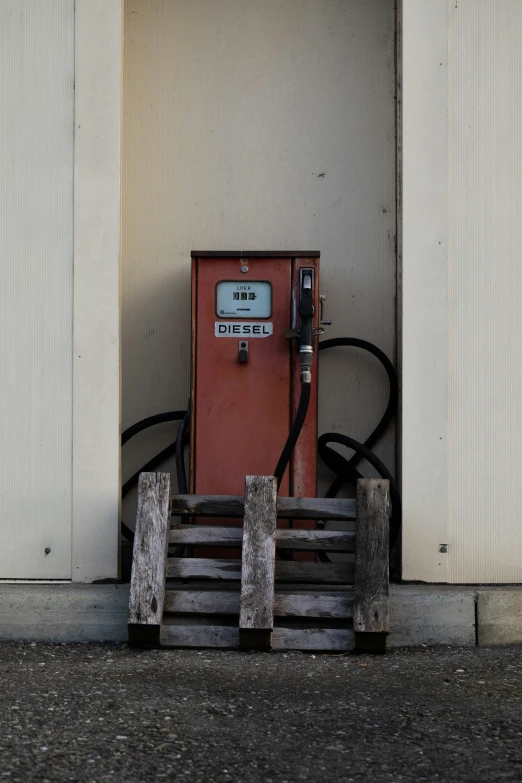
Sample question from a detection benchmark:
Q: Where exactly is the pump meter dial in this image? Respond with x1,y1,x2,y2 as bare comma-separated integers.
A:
216,280,272,318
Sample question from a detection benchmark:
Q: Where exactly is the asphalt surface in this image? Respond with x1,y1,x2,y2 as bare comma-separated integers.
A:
0,643,520,783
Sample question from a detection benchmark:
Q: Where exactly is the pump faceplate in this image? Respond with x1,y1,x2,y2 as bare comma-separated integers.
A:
190,253,320,505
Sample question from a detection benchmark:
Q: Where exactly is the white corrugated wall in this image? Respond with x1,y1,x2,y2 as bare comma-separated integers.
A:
0,0,74,578
403,0,522,583
447,0,522,583
121,0,397,527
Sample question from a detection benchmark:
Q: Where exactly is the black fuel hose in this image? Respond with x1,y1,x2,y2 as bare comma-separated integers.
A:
121,411,187,446
175,410,190,495
171,409,190,555
273,381,311,489
121,411,188,498
318,338,397,498
318,432,401,549
273,381,311,560
121,440,178,503
120,411,188,541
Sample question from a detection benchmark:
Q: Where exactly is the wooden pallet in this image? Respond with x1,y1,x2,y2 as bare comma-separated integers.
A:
128,474,389,652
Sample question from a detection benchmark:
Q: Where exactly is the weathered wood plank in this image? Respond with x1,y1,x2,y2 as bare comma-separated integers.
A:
166,559,241,580
170,495,356,520
163,589,354,619
160,625,239,648
280,497,355,520
273,592,354,619
239,477,277,649
278,529,355,551
354,478,390,652
271,628,354,651
163,590,241,615
159,625,354,651
169,525,356,552
166,558,354,583
170,526,242,547
128,472,171,645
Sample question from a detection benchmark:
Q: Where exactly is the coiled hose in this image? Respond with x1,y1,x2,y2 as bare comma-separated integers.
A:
318,338,400,550
120,409,188,542
121,338,400,550
273,337,400,557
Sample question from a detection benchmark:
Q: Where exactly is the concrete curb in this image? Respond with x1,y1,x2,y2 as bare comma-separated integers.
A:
0,583,520,647
0,585,129,643
389,586,476,647
476,590,522,646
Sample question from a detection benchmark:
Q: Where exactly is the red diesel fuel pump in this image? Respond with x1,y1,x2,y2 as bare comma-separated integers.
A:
121,250,401,567
190,251,321,502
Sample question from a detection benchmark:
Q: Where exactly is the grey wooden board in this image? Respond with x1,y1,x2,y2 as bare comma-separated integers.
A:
164,590,240,615
277,530,355,551
164,581,355,592
160,625,238,648
163,590,354,618
273,592,353,619
128,472,171,626
170,495,356,520
239,476,277,631
169,525,243,547
169,525,356,552
354,479,390,634
160,625,354,651
271,628,354,651
166,558,354,584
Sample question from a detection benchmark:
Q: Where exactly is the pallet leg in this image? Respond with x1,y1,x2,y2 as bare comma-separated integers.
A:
128,472,171,647
239,476,277,650
354,478,390,653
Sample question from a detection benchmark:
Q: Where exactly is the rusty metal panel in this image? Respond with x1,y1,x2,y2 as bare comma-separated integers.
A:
192,256,292,498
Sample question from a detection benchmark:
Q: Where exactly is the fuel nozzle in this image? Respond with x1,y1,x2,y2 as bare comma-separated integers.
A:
298,271,315,384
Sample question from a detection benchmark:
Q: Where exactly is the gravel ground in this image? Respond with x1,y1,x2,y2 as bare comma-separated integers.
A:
0,643,520,783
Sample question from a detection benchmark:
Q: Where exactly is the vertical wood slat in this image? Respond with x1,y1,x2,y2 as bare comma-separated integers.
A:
354,478,390,652
239,476,277,650
128,472,171,645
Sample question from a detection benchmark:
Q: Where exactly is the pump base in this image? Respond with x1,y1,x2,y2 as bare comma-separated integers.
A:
353,631,388,654
239,628,272,651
